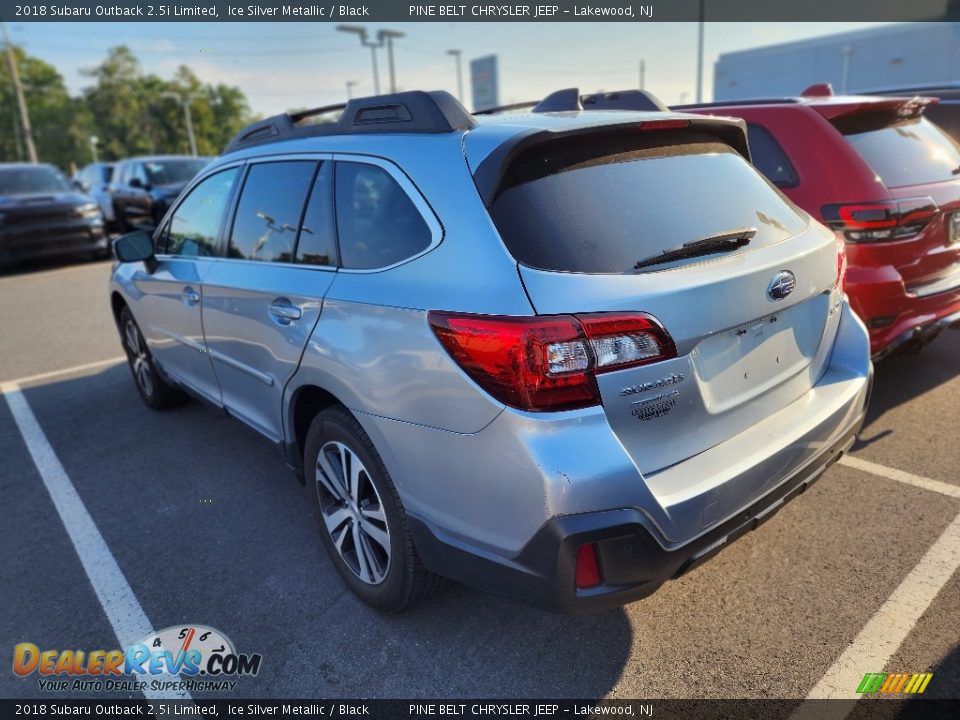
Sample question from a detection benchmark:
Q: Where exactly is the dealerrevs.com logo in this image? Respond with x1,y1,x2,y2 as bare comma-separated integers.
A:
13,625,262,693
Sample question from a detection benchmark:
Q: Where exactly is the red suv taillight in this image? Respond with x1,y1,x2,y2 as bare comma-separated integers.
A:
822,197,938,243
427,311,677,412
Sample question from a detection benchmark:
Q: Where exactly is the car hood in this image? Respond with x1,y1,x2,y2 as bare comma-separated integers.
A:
0,191,94,209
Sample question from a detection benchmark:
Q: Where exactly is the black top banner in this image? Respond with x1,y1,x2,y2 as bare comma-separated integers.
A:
3,0,960,22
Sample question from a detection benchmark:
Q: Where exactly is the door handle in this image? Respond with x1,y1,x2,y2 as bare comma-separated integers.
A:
181,287,200,306
269,298,302,323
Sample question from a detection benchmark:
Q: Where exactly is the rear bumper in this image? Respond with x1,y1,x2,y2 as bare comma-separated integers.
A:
846,264,960,359
410,407,866,613
385,302,872,612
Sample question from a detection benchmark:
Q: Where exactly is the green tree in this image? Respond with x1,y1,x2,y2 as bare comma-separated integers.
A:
82,47,252,160
0,44,254,169
0,47,91,169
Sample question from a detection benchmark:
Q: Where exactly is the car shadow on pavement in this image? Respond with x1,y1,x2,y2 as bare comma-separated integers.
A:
856,330,960,445
895,643,960,711
14,365,634,699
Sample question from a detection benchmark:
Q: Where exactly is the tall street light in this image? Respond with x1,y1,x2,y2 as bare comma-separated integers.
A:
378,29,404,94
337,25,381,95
162,91,198,157
1,22,36,163
695,0,705,103
447,49,464,102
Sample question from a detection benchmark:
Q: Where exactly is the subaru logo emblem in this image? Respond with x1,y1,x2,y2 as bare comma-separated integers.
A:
767,271,796,301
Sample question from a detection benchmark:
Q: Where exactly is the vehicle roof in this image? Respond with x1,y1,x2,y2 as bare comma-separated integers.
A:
213,106,748,177
116,155,208,163
0,162,60,170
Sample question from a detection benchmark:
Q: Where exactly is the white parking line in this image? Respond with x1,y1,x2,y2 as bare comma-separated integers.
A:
799,510,960,705
840,455,960,500
2,382,191,701
0,356,125,391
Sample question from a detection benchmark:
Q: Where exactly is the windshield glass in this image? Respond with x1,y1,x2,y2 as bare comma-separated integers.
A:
841,116,960,188
144,159,208,186
488,132,808,274
0,166,73,195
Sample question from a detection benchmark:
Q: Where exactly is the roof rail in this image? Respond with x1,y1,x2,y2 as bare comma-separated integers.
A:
223,90,476,155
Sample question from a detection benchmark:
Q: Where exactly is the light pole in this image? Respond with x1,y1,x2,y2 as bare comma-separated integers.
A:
378,29,404,94
1,21,36,163
337,25,381,95
89,135,99,163
695,0,705,103
447,49,464,102
346,80,358,99
162,91,198,157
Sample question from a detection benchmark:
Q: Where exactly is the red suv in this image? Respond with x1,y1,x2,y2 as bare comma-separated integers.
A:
679,85,960,358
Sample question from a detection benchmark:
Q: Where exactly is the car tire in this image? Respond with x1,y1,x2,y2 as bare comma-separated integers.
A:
119,306,185,410
304,406,442,612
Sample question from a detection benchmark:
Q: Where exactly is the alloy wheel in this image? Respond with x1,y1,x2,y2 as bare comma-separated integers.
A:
124,319,154,399
315,441,391,585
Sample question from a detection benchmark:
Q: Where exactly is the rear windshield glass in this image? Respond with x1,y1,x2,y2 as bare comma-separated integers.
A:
0,166,72,195
840,117,960,188
488,131,808,274
144,159,209,186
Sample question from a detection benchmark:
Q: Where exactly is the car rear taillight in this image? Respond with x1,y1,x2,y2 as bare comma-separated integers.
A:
428,311,677,412
574,543,602,589
822,197,938,242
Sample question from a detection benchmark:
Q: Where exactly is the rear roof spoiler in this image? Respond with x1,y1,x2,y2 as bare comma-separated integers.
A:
472,114,750,207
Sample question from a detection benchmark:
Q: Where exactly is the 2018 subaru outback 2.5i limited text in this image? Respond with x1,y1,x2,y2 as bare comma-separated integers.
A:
109,89,872,613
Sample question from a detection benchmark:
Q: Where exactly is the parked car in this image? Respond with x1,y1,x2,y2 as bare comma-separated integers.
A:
679,85,960,359
110,155,210,232
73,162,116,230
0,162,107,268
867,83,960,142
110,90,871,613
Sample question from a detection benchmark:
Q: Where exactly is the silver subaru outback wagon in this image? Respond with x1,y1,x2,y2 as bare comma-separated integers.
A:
110,89,872,613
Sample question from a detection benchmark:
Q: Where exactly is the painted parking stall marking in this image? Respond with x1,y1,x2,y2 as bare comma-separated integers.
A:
840,455,960,499
1,378,191,701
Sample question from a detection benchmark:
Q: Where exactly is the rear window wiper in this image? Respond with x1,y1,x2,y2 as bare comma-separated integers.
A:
632,227,757,271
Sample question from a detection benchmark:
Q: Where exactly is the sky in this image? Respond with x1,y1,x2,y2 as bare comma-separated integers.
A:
6,21,893,115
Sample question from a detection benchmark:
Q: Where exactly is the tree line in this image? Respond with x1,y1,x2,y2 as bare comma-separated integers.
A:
0,45,254,171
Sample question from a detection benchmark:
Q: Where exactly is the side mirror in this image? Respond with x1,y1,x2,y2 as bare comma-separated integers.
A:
129,177,148,190
113,230,157,272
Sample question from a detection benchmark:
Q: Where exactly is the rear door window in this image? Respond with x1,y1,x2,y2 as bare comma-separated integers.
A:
228,161,317,263
488,131,808,274
839,116,960,188
295,162,337,266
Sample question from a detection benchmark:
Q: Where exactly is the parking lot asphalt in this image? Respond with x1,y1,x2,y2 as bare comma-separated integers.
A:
1,258,958,701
